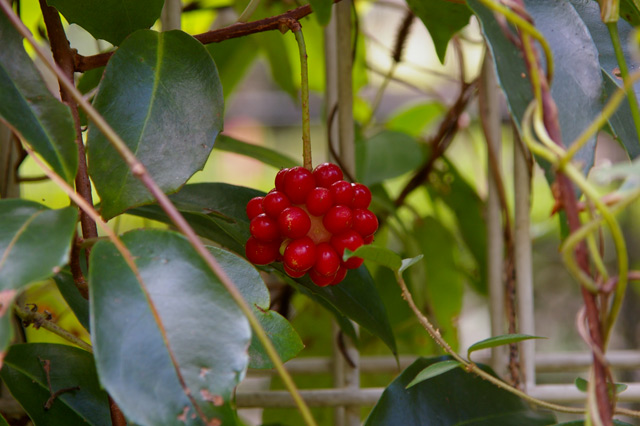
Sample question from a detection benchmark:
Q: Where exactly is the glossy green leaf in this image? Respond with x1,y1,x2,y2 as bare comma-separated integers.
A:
76,66,105,127
574,377,628,394
414,217,463,347
406,0,472,63
214,135,300,169
365,356,556,425
206,36,260,99
386,102,445,137
399,256,423,275
89,229,249,425
345,246,402,272
0,12,77,184
87,30,224,220
308,0,332,25
356,130,425,186
428,158,487,293
208,246,303,369
1,343,110,426
47,0,164,45
568,0,640,159
53,270,90,332
406,360,462,389
470,0,603,172
467,334,546,360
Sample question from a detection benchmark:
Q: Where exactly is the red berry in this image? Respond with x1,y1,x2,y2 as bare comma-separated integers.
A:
313,163,343,188
330,266,348,285
275,168,290,192
250,214,280,242
284,264,306,278
330,230,364,269
363,234,374,244
306,187,333,216
278,206,311,239
263,191,291,219
284,237,316,272
283,166,315,204
323,205,353,234
352,209,378,237
309,268,336,287
352,183,372,209
313,243,340,276
246,196,264,220
330,180,355,206
245,237,279,265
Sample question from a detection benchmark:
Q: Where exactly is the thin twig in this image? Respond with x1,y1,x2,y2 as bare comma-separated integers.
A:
15,305,92,352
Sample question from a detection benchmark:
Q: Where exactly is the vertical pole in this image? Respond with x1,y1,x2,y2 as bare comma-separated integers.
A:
481,51,506,375
514,129,536,391
161,0,181,31
325,2,359,425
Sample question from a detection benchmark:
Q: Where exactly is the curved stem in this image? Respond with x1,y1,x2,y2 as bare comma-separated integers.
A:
237,0,261,23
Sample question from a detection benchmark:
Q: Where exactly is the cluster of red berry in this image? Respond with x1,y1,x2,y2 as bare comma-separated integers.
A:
245,163,378,286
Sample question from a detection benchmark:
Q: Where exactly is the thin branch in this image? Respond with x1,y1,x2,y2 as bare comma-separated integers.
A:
15,304,92,352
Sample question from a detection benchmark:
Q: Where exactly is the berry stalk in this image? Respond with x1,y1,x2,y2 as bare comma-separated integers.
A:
292,24,312,170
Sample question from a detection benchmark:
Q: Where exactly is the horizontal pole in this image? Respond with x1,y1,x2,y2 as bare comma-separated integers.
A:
529,384,640,403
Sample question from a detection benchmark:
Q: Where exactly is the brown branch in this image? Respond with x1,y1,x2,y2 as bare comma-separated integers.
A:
74,3,322,72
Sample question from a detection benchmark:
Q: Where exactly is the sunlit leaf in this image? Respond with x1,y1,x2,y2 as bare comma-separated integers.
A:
405,360,461,388
467,334,546,360
574,377,628,394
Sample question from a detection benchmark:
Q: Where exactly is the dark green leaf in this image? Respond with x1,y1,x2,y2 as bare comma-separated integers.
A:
356,130,425,186
214,135,300,169
206,36,260,99
0,12,77,184
308,0,332,25
76,66,105,127
470,0,603,172
89,229,249,425
0,414,7,426
574,377,628,394
207,246,302,369
567,0,640,159
53,270,90,332
87,30,224,220
1,343,110,426
406,0,472,63
386,102,445,137
467,334,546,360
405,360,462,388
47,0,164,45
620,0,640,26
428,158,487,293
364,356,556,425
414,217,463,348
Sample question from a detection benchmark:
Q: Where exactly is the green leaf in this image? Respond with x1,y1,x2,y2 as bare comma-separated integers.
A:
206,36,260,99
414,217,464,348
567,0,640,159
467,334,546,360
386,102,445,137
76,66,105,127
308,0,333,25
206,246,303,369
87,30,224,220
405,0,472,63
574,377,628,394
399,256,423,275
620,0,640,26
47,0,164,46
0,414,8,426
428,158,487,293
89,229,249,425
470,0,604,173
1,343,111,426
356,130,425,186
364,356,556,425
53,269,90,332
345,246,402,272
214,135,300,169
0,12,77,184
405,360,462,389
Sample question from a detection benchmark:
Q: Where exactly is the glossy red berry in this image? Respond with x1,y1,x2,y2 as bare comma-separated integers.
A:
313,163,343,188
250,214,280,242
351,183,372,209
263,191,291,219
284,264,306,278
313,243,341,276
284,237,316,272
275,168,290,192
246,196,264,220
331,230,364,269
330,180,355,206
323,205,353,234
309,268,336,287
278,206,311,239
283,166,315,204
306,187,333,216
330,266,348,285
352,209,378,237
245,237,279,265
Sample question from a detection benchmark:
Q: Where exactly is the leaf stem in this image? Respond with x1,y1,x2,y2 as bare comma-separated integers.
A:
237,0,261,23
14,304,92,352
